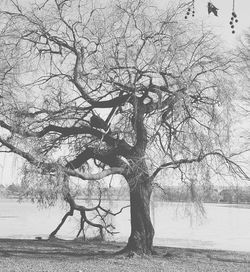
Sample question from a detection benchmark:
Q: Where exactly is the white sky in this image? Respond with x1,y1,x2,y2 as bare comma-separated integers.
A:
156,0,250,47
195,0,250,46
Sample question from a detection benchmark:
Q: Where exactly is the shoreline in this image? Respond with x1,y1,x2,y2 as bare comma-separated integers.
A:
2,196,250,205
0,238,250,271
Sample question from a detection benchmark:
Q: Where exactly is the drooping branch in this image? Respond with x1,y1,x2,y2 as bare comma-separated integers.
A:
0,136,126,181
49,192,130,239
49,209,74,238
151,151,250,181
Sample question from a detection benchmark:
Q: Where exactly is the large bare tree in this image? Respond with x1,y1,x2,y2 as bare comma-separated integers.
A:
0,0,246,254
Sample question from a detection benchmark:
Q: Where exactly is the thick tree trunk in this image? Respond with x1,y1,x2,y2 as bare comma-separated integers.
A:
125,176,154,254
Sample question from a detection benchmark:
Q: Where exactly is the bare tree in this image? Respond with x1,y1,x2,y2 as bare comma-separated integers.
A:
0,0,246,254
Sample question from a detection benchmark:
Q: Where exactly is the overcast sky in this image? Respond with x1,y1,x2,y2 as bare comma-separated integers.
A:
155,0,250,47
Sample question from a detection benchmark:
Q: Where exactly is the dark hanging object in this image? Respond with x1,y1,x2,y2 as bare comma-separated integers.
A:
185,0,195,19
229,0,238,34
208,2,218,16
90,115,108,131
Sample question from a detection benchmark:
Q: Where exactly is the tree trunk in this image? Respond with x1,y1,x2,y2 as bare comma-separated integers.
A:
125,176,154,254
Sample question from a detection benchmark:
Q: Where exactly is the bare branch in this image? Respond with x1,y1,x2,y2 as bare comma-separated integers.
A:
0,136,125,181
151,152,250,181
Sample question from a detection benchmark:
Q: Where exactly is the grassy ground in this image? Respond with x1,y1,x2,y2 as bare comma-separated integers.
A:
0,238,250,272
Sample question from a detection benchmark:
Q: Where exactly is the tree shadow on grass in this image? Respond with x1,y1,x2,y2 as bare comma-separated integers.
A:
0,238,124,260
1,238,250,265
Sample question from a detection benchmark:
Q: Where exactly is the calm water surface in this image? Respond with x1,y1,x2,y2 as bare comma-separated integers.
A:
1,199,250,252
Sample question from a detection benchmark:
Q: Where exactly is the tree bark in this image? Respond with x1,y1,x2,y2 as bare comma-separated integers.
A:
125,175,154,254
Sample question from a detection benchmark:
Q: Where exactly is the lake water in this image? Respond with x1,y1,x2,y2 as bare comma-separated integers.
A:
1,199,250,252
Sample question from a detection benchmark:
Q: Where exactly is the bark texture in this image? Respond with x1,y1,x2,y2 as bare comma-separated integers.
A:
125,172,154,254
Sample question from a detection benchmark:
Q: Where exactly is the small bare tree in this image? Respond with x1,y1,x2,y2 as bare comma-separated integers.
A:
0,0,247,254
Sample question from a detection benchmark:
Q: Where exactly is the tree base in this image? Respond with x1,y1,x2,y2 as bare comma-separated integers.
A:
114,244,154,256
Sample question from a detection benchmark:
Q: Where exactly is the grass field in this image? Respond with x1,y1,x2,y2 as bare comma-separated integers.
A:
0,238,250,272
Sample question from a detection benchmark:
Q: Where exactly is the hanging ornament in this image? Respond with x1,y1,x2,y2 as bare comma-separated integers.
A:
185,0,195,19
208,1,218,16
229,0,238,34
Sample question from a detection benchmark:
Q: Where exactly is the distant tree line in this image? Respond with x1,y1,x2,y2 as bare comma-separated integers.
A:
153,185,250,204
2,183,250,204
0,183,21,197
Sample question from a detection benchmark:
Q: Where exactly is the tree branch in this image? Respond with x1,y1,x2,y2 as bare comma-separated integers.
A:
151,151,250,181
0,136,125,181
0,121,132,153
65,148,126,170
49,192,130,239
